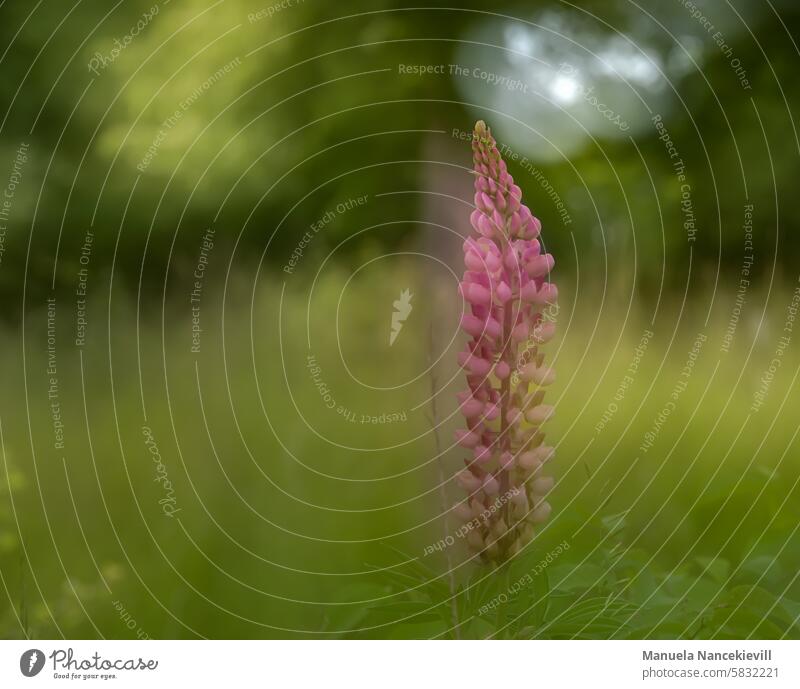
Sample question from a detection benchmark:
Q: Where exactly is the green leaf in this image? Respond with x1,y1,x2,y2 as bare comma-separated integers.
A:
538,595,635,639
707,585,800,638
363,600,445,627
600,510,630,538
548,563,610,592
531,567,550,628
695,556,731,584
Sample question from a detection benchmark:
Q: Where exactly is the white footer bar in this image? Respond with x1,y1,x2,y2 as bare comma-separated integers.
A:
1,640,798,687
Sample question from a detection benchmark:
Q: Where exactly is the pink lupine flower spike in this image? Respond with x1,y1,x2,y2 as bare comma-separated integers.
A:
454,120,557,564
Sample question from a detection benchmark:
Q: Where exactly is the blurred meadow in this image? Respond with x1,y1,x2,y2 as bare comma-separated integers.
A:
1,0,800,639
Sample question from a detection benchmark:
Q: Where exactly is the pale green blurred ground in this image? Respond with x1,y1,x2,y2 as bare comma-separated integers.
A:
2,263,798,638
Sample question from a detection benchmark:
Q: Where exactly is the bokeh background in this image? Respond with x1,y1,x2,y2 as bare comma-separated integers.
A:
1,0,799,639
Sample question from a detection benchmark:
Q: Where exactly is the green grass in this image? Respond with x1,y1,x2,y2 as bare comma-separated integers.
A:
1,262,799,639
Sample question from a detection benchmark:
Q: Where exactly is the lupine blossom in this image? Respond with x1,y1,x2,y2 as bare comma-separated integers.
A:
454,120,557,564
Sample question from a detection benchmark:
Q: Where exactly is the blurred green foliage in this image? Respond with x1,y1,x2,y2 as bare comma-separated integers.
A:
0,0,799,310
